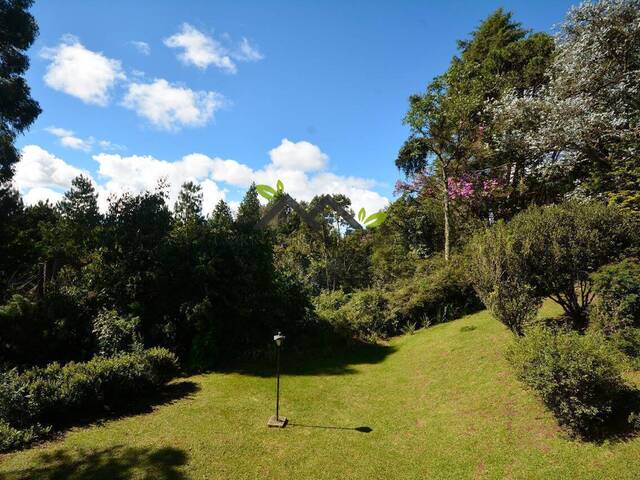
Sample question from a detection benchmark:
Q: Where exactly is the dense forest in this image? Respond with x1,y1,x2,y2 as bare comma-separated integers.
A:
0,0,639,449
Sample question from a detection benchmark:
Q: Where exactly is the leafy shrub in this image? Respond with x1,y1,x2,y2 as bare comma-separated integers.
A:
386,253,482,328
507,202,631,329
589,258,640,364
467,222,541,335
340,288,395,340
469,202,632,332
0,348,178,452
590,258,640,333
92,309,142,356
314,288,395,341
507,327,629,437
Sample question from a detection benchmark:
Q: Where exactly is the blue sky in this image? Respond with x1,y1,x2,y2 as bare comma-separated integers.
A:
15,0,576,215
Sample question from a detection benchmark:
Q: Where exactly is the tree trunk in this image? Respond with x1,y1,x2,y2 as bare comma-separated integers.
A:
441,166,450,261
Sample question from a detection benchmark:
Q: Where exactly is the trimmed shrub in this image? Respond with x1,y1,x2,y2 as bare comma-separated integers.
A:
467,221,541,335
507,327,629,437
0,348,178,452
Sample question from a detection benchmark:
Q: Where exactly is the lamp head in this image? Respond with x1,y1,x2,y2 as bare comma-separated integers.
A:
273,331,285,347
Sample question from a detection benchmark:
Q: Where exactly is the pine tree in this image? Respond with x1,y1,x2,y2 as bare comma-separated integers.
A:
236,183,261,227
174,181,203,225
0,0,41,183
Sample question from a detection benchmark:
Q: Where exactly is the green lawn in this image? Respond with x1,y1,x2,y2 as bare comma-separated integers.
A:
2,302,640,480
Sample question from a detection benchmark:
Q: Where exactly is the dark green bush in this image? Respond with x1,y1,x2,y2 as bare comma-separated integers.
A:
386,253,482,328
0,348,178,451
589,258,640,365
507,327,630,437
314,288,395,341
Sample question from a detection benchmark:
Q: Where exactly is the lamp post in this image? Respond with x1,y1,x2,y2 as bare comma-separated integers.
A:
267,331,288,428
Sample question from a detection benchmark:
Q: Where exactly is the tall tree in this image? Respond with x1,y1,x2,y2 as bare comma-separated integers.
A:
491,0,640,213
174,181,203,225
0,0,41,183
396,9,554,259
236,183,261,227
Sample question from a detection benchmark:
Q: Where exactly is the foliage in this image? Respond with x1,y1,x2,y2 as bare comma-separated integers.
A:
507,327,631,437
589,258,640,363
490,0,640,212
396,9,555,258
467,221,541,335
92,309,142,357
469,201,632,331
385,253,483,328
509,202,632,329
0,348,178,451
0,0,41,183
314,288,395,341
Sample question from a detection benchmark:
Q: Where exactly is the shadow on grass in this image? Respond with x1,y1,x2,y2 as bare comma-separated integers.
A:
226,340,397,377
289,423,373,433
0,446,188,480
65,380,200,429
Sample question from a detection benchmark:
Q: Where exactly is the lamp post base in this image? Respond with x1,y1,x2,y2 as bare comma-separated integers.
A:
267,415,288,428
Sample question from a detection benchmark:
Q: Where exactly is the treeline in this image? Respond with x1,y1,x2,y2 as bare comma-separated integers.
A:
0,179,311,370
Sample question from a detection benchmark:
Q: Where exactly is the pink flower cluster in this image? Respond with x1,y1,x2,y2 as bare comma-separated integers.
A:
447,177,474,199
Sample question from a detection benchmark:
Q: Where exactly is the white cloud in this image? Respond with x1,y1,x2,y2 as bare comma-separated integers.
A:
131,40,150,55
269,138,328,172
13,139,389,219
235,38,264,62
122,79,224,130
45,126,93,152
164,24,264,73
15,145,88,191
93,152,230,215
164,23,236,72
41,36,126,106
23,187,64,205
45,126,125,152
92,139,389,216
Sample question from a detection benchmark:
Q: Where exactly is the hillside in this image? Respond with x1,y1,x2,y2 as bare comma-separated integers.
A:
1,302,639,480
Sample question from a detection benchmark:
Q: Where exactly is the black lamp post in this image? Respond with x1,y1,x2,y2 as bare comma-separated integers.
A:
267,331,288,428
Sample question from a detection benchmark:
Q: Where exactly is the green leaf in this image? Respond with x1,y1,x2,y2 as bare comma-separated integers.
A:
364,211,387,228
256,184,277,200
276,179,284,193
358,207,366,222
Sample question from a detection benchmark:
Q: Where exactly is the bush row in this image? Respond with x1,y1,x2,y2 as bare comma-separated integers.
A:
0,348,178,451
314,253,482,341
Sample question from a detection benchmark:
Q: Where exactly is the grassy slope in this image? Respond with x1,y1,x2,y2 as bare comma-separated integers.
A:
1,302,640,480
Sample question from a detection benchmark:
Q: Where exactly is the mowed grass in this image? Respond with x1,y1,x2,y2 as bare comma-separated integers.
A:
2,301,640,480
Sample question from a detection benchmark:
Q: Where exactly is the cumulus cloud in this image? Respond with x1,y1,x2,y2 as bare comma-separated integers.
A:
14,139,388,219
122,79,224,130
131,40,150,55
41,36,126,105
164,23,236,72
164,24,263,73
93,152,228,214
23,187,64,205
15,145,88,191
269,138,328,171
